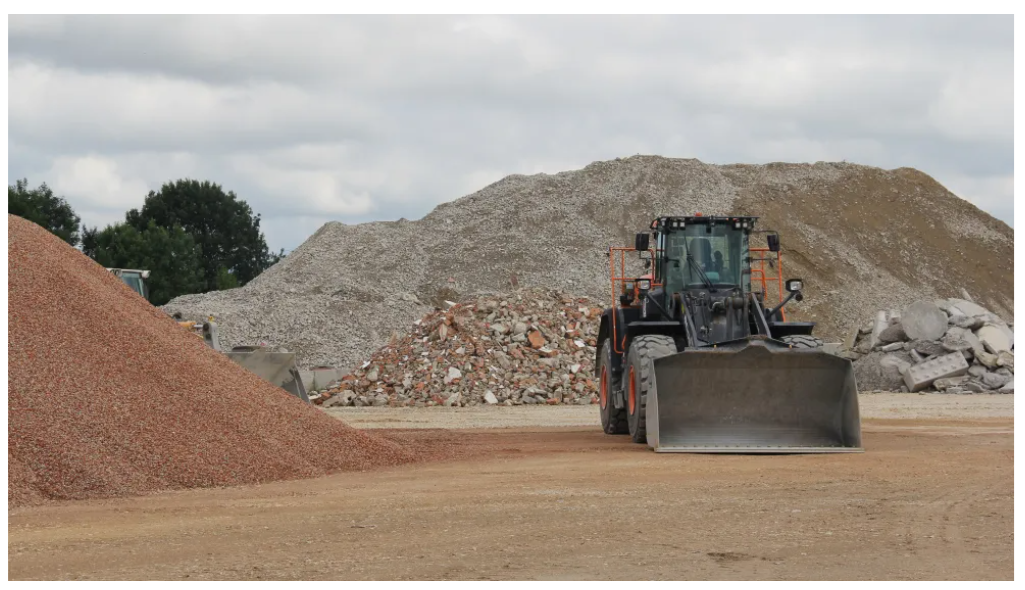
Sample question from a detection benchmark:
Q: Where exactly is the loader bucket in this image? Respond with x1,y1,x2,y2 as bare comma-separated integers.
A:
646,337,862,453
222,346,310,404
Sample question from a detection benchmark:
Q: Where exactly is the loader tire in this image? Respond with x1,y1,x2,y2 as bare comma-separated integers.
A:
625,334,678,444
598,338,629,435
779,335,823,349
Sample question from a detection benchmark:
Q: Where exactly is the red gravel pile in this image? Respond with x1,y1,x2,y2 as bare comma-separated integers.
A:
7,215,422,508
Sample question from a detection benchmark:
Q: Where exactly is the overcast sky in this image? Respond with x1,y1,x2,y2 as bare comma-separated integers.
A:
8,14,1013,252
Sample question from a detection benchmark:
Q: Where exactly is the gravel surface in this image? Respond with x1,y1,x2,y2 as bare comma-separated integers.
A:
6,215,456,509
163,156,1014,372
322,392,1015,429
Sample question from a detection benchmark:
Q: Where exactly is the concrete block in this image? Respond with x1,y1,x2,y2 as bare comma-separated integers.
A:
901,301,948,342
903,351,969,392
879,342,904,352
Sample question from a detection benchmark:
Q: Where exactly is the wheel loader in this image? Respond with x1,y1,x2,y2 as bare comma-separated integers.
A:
595,215,862,453
106,268,310,403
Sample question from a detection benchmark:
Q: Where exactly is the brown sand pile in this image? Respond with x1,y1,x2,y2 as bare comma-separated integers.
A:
7,214,426,508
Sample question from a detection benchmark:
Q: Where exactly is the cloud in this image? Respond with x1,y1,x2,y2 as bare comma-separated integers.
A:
8,14,1013,251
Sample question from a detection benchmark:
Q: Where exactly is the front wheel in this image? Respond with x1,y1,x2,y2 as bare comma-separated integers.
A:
598,338,628,435
625,335,678,444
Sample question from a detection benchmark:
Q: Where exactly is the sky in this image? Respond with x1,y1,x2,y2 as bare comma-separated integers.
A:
8,14,1014,253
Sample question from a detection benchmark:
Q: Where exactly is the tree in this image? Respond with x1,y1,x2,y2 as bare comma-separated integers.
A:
84,220,206,306
8,179,81,246
125,179,272,292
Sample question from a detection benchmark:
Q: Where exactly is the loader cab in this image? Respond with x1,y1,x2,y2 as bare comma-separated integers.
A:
650,215,754,296
107,268,151,301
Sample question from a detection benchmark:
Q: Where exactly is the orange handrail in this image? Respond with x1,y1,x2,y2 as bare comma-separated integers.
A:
608,246,658,354
749,247,786,322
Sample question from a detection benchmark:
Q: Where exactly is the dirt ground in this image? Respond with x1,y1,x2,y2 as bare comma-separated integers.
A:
325,392,1014,429
8,395,1014,581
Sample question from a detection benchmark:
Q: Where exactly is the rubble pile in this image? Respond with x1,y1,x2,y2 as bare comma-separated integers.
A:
843,297,1014,394
315,289,604,407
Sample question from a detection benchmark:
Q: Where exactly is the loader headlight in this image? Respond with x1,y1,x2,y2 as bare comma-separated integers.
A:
636,279,651,291
785,278,803,292
734,220,741,229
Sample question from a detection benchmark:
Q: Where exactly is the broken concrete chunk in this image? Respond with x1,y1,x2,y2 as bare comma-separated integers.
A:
844,326,860,350
980,371,1010,390
854,351,915,391
443,366,462,384
977,323,1012,354
483,390,499,404
946,298,990,318
877,323,908,345
869,310,888,349
998,381,1014,393
996,351,1013,372
901,301,948,342
975,350,1000,370
911,340,946,357
941,326,982,355
950,314,985,331
932,376,967,391
903,351,969,392
879,342,904,353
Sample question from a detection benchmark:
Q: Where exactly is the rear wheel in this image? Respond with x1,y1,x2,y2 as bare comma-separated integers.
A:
779,335,823,349
598,338,628,435
625,335,678,444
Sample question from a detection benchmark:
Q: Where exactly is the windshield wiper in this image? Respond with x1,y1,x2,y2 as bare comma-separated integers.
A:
681,241,715,291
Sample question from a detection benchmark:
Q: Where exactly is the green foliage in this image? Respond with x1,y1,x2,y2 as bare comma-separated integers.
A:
216,266,239,290
125,179,272,292
8,179,81,246
269,248,287,265
84,220,206,306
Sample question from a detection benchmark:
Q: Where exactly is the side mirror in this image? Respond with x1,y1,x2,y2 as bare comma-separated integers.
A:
767,234,781,252
635,232,650,252
785,278,803,293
